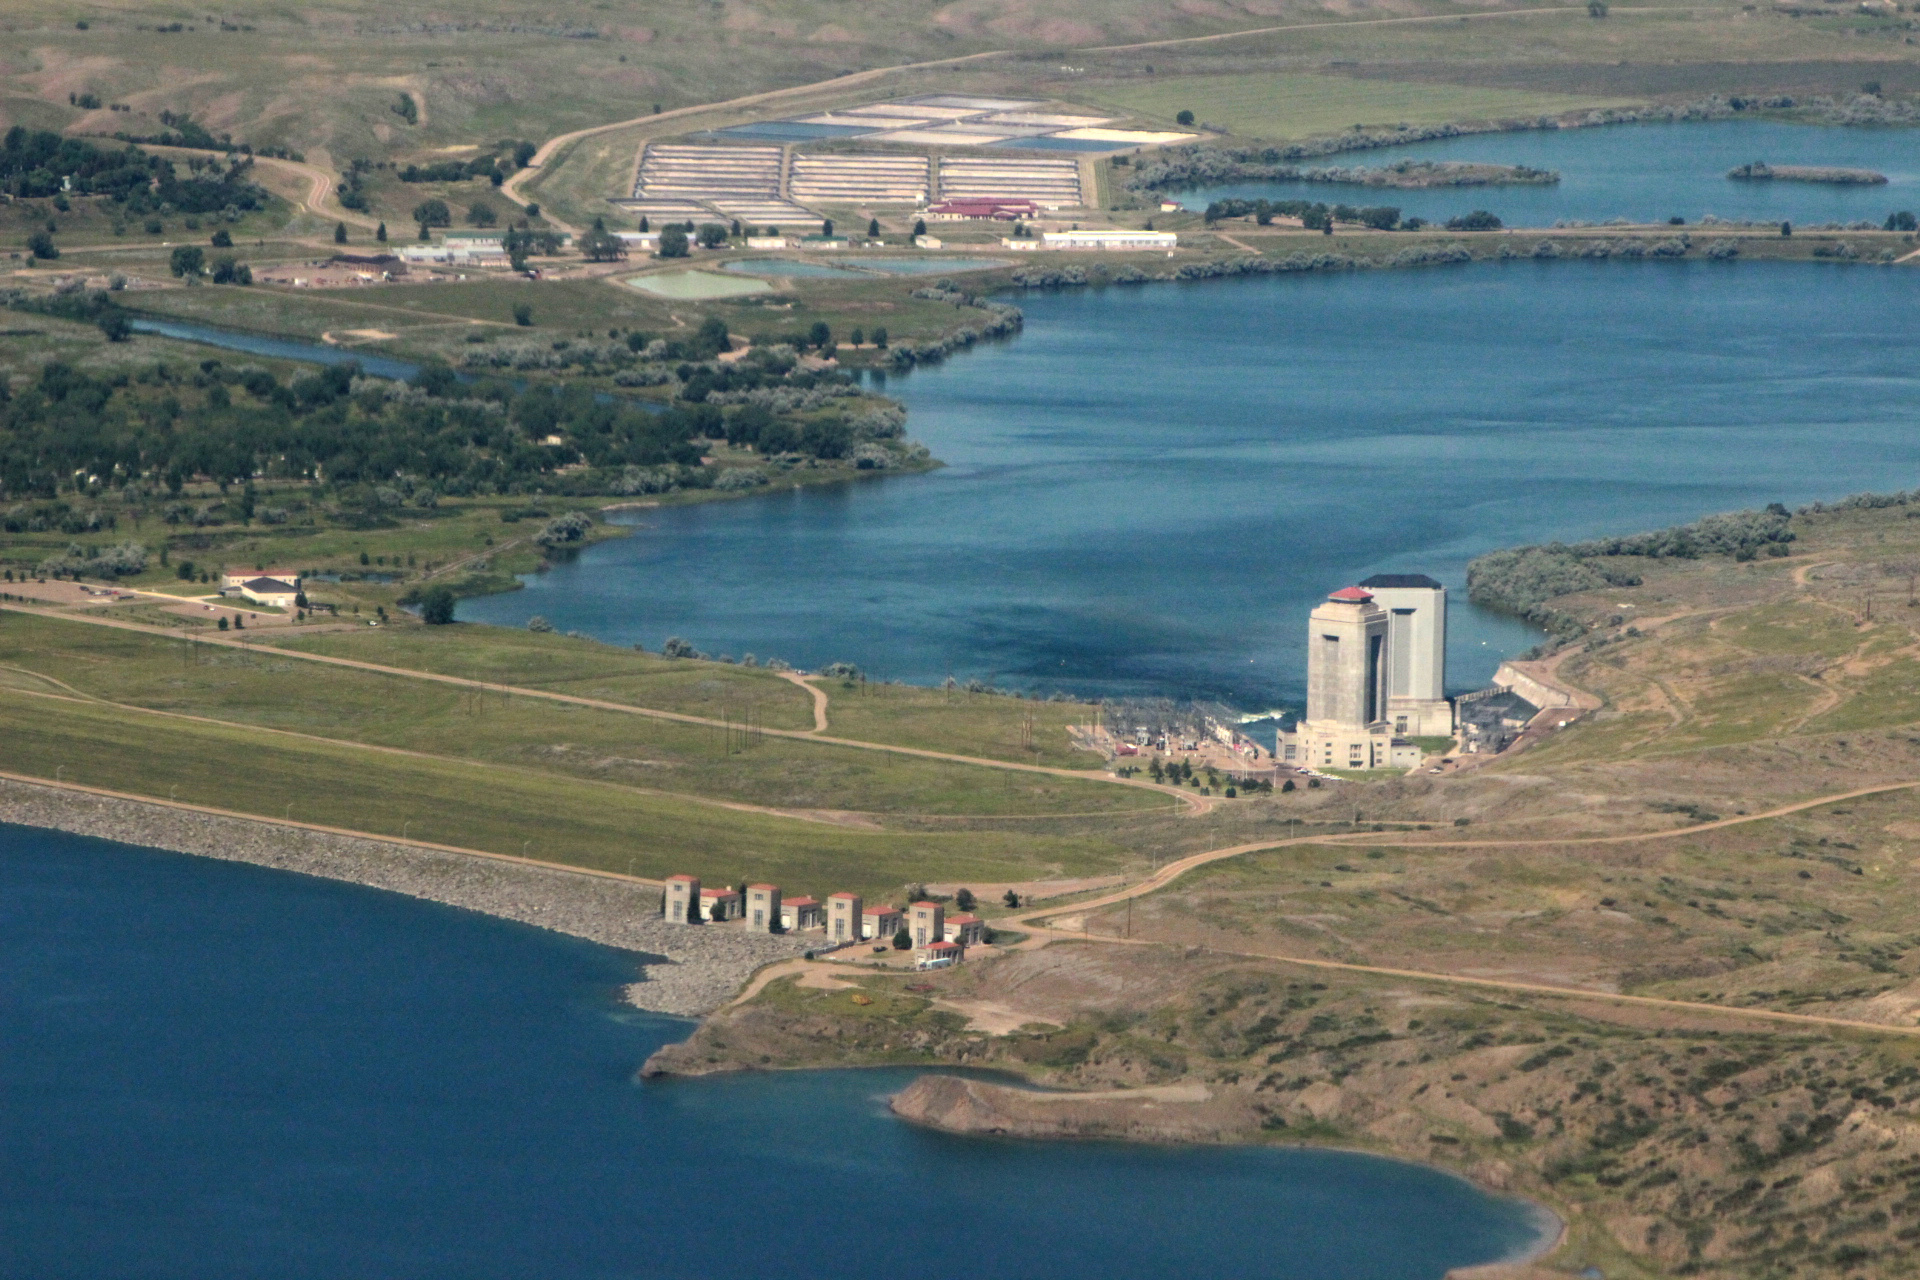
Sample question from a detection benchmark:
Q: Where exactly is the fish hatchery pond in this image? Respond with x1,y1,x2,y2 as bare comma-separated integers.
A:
461,256,1920,708
3,824,1555,1280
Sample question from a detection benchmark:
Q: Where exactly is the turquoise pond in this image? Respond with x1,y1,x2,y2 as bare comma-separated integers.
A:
1173,119,1920,228
1,825,1554,1279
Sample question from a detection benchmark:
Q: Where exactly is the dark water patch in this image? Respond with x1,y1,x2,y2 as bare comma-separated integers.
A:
1,825,1549,1279
128,317,421,380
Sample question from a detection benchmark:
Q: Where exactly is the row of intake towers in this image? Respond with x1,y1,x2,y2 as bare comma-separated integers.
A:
1278,575,1455,772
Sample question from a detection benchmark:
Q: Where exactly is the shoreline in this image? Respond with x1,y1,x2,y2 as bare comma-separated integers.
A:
0,773,807,1014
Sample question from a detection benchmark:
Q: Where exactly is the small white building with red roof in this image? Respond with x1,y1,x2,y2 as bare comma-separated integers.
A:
699,886,742,922
744,884,782,932
943,914,985,947
780,897,824,931
827,892,863,944
861,904,902,941
663,874,700,924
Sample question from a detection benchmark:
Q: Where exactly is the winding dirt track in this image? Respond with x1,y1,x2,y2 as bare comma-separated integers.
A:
1010,780,1920,1039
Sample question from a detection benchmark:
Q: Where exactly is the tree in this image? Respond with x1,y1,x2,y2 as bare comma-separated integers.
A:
1587,0,1608,14
1780,221,1792,238
891,926,912,950
912,218,926,237
411,198,452,228
821,218,834,238
1175,109,1195,126
1282,778,1296,792
466,201,497,227
807,321,832,349
1886,211,1916,232
329,221,345,245
954,888,975,912
169,245,205,277
27,231,57,260
867,217,879,237
658,225,689,258
637,215,649,233
1149,759,1165,782
211,255,250,284
217,616,228,631
870,326,887,349
419,585,456,625
695,222,728,249
513,303,533,326
849,327,864,346
1002,889,1020,909
97,311,132,342
376,221,388,242
1444,210,1502,231
210,228,232,247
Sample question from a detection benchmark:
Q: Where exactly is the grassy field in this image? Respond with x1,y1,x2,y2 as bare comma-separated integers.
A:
0,611,1159,818
270,625,820,728
0,684,1136,899
1082,71,1636,139
813,678,1104,771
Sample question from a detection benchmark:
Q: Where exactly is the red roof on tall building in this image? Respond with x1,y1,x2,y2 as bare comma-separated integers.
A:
1327,586,1373,602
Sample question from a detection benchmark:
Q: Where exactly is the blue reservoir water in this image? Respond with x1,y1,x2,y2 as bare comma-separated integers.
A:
460,261,1920,708
1,825,1551,1279
129,317,422,381
1175,120,1920,227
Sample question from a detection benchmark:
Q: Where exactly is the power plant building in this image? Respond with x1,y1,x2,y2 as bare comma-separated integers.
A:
1279,576,1454,771
1358,574,1454,739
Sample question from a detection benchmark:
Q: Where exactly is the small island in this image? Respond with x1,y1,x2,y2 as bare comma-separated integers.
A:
1727,160,1888,184
1302,159,1561,188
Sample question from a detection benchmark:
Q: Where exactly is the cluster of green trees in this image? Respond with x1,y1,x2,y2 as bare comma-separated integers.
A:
1203,197,1409,231
398,141,535,185
1,127,268,212
0,355,714,501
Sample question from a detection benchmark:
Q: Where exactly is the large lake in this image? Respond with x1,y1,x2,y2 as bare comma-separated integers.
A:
1172,120,1920,227
1,825,1552,1279
462,261,1920,708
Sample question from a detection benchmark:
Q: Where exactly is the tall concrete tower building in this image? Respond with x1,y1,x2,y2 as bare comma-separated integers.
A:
1358,574,1454,737
1296,585,1394,770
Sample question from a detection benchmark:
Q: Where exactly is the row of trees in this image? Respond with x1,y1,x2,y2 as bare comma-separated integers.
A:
1203,197,1409,231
